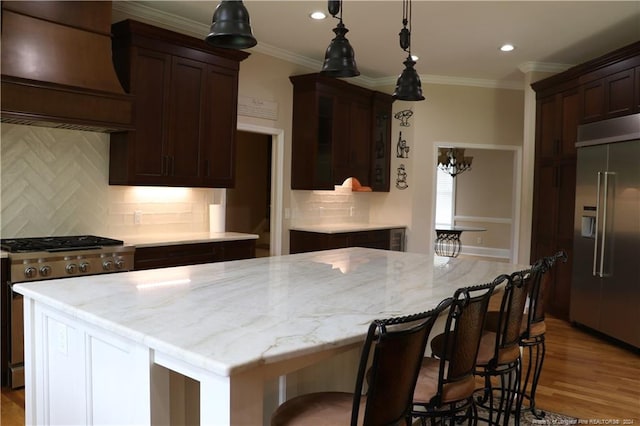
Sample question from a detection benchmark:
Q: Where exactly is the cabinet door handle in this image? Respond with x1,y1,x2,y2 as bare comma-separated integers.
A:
204,159,210,177
162,156,168,176
170,156,175,176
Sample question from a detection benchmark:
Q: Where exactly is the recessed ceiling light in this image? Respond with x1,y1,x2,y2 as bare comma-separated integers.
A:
500,44,516,52
310,11,326,20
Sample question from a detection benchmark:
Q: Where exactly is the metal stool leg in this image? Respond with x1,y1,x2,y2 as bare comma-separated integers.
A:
519,336,546,419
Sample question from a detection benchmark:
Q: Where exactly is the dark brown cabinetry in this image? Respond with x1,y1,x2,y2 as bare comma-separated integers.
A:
109,20,248,188
531,41,639,320
290,228,405,254
1,257,8,386
134,239,256,271
290,74,394,191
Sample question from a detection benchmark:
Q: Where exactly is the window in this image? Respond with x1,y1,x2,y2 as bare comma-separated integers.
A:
435,168,454,226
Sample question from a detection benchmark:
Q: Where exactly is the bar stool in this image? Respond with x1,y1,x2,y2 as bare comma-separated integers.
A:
410,279,498,425
472,269,532,425
271,299,451,426
517,250,567,419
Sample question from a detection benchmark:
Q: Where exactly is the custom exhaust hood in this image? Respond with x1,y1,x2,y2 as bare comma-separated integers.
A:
1,1,133,132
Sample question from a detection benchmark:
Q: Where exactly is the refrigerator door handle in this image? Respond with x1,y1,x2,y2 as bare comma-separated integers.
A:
599,172,615,278
593,172,602,276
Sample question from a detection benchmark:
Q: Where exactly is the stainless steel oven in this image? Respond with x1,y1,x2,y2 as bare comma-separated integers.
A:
1,235,134,389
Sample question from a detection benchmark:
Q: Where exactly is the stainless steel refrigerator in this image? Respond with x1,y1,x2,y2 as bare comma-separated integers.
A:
571,113,640,348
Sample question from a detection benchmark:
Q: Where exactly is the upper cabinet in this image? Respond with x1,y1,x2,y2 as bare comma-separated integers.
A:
289,74,394,191
109,20,249,188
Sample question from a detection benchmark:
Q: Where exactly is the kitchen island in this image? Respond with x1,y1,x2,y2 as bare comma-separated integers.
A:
15,248,527,425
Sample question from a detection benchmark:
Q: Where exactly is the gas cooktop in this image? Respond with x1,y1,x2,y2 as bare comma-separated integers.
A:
1,235,124,253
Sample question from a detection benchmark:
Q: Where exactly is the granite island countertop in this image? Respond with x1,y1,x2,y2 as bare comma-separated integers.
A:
14,248,527,378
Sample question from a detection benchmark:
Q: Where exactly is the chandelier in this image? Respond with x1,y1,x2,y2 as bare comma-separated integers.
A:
437,148,473,177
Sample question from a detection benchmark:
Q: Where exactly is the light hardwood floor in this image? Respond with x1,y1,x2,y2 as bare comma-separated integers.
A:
2,315,639,425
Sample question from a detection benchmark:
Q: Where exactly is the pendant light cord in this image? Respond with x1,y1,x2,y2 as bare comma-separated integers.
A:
401,0,412,55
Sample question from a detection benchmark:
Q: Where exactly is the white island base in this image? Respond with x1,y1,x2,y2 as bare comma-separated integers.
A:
23,300,362,425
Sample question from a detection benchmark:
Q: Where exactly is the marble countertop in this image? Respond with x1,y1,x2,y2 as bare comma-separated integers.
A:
289,223,406,234
14,248,528,378
118,232,258,248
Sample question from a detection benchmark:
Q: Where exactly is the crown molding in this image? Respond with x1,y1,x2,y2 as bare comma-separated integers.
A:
518,61,574,74
112,2,522,91
374,74,524,91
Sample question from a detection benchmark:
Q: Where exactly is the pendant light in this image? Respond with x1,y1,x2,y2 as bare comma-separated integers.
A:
393,0,425,101
320,0,360,77
205,0,257,50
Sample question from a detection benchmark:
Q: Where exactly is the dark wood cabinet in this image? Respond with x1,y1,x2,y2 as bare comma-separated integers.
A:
1,257,8,386
290,228,405,254
531,41,640,320
133,239,256,271
289,73,393,191
580,68,636,122
370,93,393,192
109,20,248,188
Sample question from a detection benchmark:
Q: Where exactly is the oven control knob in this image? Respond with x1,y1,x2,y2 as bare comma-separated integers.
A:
115,259,125,270
103,260,114,271
79,262,90,273
66,263,78,274
24,266,37,279
39,265,52,277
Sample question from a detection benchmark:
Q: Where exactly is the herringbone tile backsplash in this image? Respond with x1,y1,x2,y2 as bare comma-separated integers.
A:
1,124,215,238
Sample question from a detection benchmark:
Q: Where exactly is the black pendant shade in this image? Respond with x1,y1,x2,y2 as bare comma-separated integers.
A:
320,22,360,77
393,56,425,101
393,0,425,101
205,0,257,50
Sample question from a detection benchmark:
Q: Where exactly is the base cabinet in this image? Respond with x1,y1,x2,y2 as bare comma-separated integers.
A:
134,240,256,271
290,229,405,254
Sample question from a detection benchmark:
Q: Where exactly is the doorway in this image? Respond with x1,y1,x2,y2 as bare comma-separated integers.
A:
433,143,522,262
226,131,272,257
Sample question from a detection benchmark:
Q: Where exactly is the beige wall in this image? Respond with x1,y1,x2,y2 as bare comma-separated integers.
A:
455,148,515,252
369,83,525,255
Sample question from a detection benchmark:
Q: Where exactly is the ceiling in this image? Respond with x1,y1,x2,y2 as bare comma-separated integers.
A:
113,1,640,89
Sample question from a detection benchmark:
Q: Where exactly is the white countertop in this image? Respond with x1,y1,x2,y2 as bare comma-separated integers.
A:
289,223,406,234
14,248,527,378
117,232,258,248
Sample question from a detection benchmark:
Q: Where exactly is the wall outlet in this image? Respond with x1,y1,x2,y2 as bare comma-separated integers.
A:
134,210,142,225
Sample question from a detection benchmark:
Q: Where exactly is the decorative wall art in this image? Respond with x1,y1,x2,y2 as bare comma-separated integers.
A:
396,131,410,158
396,164,408,190
394,109,413,127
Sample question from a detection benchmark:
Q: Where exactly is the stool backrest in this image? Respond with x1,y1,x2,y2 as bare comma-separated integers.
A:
491,270,531,365
435,280,496,399
356,299,452,426
524,250,568,338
